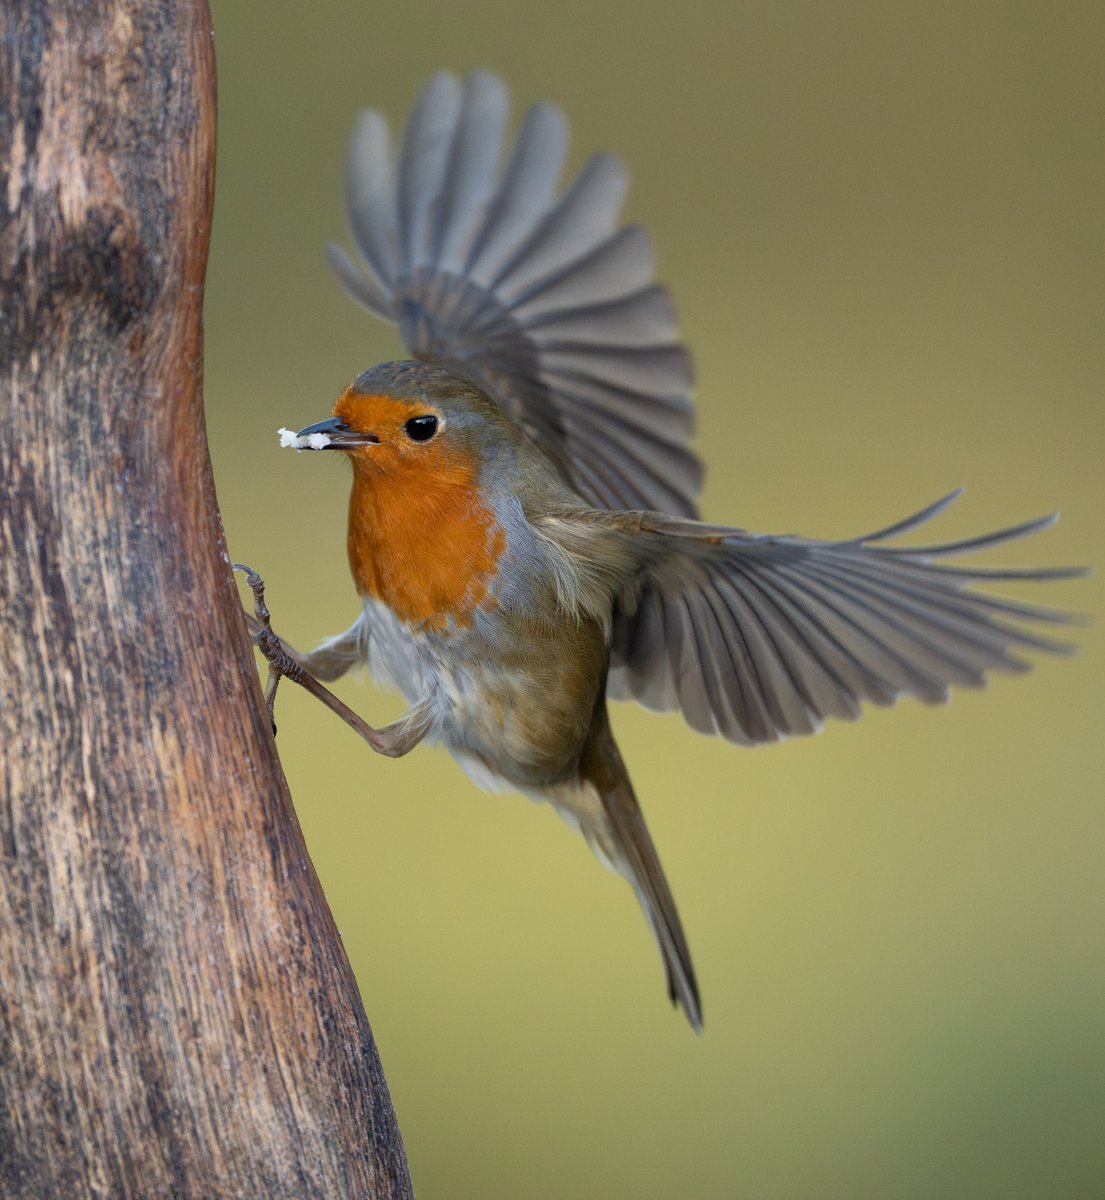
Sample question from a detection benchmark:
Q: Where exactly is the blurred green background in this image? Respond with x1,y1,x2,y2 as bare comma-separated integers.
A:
205,3,1103,1197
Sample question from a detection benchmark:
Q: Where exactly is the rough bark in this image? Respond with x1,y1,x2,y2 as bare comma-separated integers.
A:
0,3,414,1196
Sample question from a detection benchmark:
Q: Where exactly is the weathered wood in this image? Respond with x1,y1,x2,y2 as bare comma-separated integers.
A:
0,4,413,1196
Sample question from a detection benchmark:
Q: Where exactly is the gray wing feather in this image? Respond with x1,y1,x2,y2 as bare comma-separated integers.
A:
326,241,393,321
607,493,1085,744
620,580,678,710
343,110,398,287
522,286,677,346
464,102,568,283
542,392,700,515
509,227,655,319
397,71,464,272
544,370,694,445
429,70,509,272
331,70,700,516
488,153,627,296
541,343,691,396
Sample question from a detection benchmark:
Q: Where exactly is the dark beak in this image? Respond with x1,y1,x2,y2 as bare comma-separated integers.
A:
296,417,378,448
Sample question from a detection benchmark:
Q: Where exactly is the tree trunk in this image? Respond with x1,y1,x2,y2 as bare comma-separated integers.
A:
0,3,413,1196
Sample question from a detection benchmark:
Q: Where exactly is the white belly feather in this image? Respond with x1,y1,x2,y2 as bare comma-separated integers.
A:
317,598,591,795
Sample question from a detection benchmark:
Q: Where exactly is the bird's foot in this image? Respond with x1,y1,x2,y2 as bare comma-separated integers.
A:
234,563,300,734
232,563,426,758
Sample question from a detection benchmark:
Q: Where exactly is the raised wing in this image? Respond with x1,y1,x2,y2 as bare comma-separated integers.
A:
327,69,701,517
601,491,1086,745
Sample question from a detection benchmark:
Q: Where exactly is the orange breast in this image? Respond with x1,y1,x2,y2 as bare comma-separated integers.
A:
346,447,505,632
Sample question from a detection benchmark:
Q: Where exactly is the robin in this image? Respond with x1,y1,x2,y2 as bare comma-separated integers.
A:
266,70,1081,1031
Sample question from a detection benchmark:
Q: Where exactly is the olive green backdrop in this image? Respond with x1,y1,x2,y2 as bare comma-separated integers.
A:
205,3,1103,1197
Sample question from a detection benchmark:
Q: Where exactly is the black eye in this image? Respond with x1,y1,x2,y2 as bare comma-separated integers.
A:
403,414,439,442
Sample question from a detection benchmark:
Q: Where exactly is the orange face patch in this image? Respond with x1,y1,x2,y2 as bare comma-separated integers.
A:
336,390,505,631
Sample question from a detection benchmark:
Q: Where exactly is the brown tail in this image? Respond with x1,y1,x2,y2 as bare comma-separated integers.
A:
579,707,702,1032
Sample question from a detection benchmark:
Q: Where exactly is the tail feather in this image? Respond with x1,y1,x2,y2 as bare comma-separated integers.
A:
605,781,702,1031
579,707,702,1032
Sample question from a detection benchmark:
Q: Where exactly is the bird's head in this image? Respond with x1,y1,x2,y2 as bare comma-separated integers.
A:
293,360,518,483
291,361,533,623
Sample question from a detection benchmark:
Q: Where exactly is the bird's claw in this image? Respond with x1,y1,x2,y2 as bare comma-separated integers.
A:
232,565,409,759
234,562,272,637
234,563,285,734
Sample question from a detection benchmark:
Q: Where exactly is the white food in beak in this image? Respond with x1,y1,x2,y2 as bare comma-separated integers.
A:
277,427,332,451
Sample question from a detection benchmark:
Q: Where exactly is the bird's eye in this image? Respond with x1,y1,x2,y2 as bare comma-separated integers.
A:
403,414,439,442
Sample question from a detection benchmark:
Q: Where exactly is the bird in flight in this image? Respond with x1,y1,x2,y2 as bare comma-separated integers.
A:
267,70,1082,1031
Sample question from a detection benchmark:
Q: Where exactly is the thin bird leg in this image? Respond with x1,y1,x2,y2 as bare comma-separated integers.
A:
243,610,311,672
263,668,282,729
233,564,429,758
245,606,362,681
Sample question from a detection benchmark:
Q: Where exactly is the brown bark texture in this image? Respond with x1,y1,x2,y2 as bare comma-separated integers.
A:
0,3,414,1197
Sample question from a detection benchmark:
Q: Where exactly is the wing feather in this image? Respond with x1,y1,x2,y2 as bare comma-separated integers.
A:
541,343,692,396
430,70,509,272
343,110,399,289
521,286,677,346
330,70,699,516
598,493,1084,743
464,101,568,284
396,71,463,272
510,227,655,319
488,153,628,297
326,241,393,321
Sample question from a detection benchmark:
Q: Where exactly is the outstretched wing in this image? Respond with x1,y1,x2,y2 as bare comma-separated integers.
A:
327,69,701,517
599,490,1086,745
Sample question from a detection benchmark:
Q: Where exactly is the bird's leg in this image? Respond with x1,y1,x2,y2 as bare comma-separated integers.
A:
235,564,286,733
243,600,362,684
242,610,311,673
234,564,429,758
370,698,435,759
294,621,364,683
